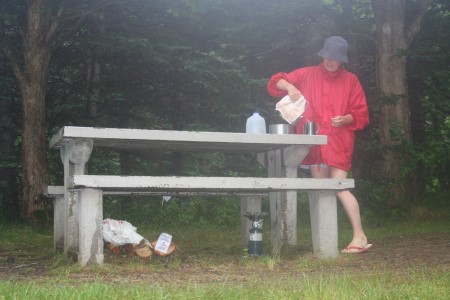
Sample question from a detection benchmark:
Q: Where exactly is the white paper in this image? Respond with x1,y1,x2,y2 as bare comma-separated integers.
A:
275,95,307,124
154,233,172,254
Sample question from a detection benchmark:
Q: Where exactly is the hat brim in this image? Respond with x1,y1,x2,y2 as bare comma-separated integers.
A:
317,50,348,63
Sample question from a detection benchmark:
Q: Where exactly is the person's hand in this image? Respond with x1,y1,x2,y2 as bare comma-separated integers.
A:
286,86,303,102
276,79,303,101
331,115,353,127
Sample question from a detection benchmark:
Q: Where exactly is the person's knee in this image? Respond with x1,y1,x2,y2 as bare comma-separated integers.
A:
336,190,345,199
330,167,348,179
337,190,353,201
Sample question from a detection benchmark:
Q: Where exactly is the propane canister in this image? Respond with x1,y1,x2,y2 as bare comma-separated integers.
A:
248,221,263,256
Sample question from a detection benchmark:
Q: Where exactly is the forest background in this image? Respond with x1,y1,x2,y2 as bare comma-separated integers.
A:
0,0,449,225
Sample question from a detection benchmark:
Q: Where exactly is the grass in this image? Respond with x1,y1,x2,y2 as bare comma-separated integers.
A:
0,209,449,299
0,270,448,299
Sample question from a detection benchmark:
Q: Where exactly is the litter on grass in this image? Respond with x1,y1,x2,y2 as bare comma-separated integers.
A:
102,218,176,258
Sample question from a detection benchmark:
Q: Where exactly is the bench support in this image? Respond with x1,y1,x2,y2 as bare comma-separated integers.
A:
78,188,104,265
283,147,301,246
266,145,310,255
309,190,339,258
61,139,93,255
46,186,65,251
47,175,352,264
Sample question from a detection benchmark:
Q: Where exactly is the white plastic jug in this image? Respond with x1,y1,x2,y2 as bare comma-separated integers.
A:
246,112,267,134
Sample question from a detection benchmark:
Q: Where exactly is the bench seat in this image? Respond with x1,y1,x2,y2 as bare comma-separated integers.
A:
47,176,353,265
70,175,354,193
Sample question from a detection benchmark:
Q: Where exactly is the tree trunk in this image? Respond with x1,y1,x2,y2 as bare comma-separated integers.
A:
372,0,432,204
20,78,49,220
19,1,56,220
0,99,20,220
373,0,411,204
85,12,104,119
2,1,115,221
10,0,64,220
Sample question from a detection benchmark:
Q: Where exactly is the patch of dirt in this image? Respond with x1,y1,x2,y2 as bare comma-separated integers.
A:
1,232,449,284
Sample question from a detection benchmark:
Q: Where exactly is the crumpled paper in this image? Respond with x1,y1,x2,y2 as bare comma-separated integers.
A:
275,95,307,125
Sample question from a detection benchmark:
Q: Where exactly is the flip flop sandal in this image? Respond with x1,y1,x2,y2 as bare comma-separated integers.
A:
341,243,373,254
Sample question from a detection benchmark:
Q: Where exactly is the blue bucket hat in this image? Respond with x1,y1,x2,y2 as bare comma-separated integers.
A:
317,36,348,63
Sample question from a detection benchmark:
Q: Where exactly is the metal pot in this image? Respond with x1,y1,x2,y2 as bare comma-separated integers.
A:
269,124,295,134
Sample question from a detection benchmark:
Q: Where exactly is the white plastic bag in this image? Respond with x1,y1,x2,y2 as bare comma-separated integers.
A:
275,95,307,124
102,218,146,246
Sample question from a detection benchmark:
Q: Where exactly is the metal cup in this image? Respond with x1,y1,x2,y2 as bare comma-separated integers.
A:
303,122,318,135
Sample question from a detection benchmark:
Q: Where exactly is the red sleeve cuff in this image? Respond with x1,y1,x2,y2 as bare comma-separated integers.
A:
267,72,289,97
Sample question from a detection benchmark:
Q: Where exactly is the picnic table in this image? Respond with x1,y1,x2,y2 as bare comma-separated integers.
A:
48,126,354,265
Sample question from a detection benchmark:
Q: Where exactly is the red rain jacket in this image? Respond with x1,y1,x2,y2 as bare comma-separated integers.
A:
267,63,369,171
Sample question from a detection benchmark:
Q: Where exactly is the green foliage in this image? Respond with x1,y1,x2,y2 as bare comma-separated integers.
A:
0,56,22,221
2,0,450,220
406,1,450,194
103,195,240,228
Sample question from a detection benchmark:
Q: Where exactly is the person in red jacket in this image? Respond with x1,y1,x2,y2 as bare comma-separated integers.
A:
267,36,372,254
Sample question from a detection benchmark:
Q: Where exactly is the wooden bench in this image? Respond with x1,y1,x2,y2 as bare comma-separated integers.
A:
46,175,354,265
49,126,354,265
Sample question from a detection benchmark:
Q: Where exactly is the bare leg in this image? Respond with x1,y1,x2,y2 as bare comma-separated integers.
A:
310,166,370,252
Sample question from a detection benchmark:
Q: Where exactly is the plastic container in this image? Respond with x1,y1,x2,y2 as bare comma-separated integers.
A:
246,112,266,134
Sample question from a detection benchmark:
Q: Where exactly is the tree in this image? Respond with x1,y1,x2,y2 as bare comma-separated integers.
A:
371,0,433,204
407,1,450,194
0,56,21,221
0,0,114,220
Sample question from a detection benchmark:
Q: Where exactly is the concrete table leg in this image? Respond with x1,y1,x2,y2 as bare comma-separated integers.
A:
282,145,309,246
53,193,65,251
78,188,104,266
266,145,311,255
308,190,339,259
284,166,298,246
60,139,93,256
269,190,284,255
239,152,266,247
240,195,262,246
45,185,66,252
267,149,284,255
